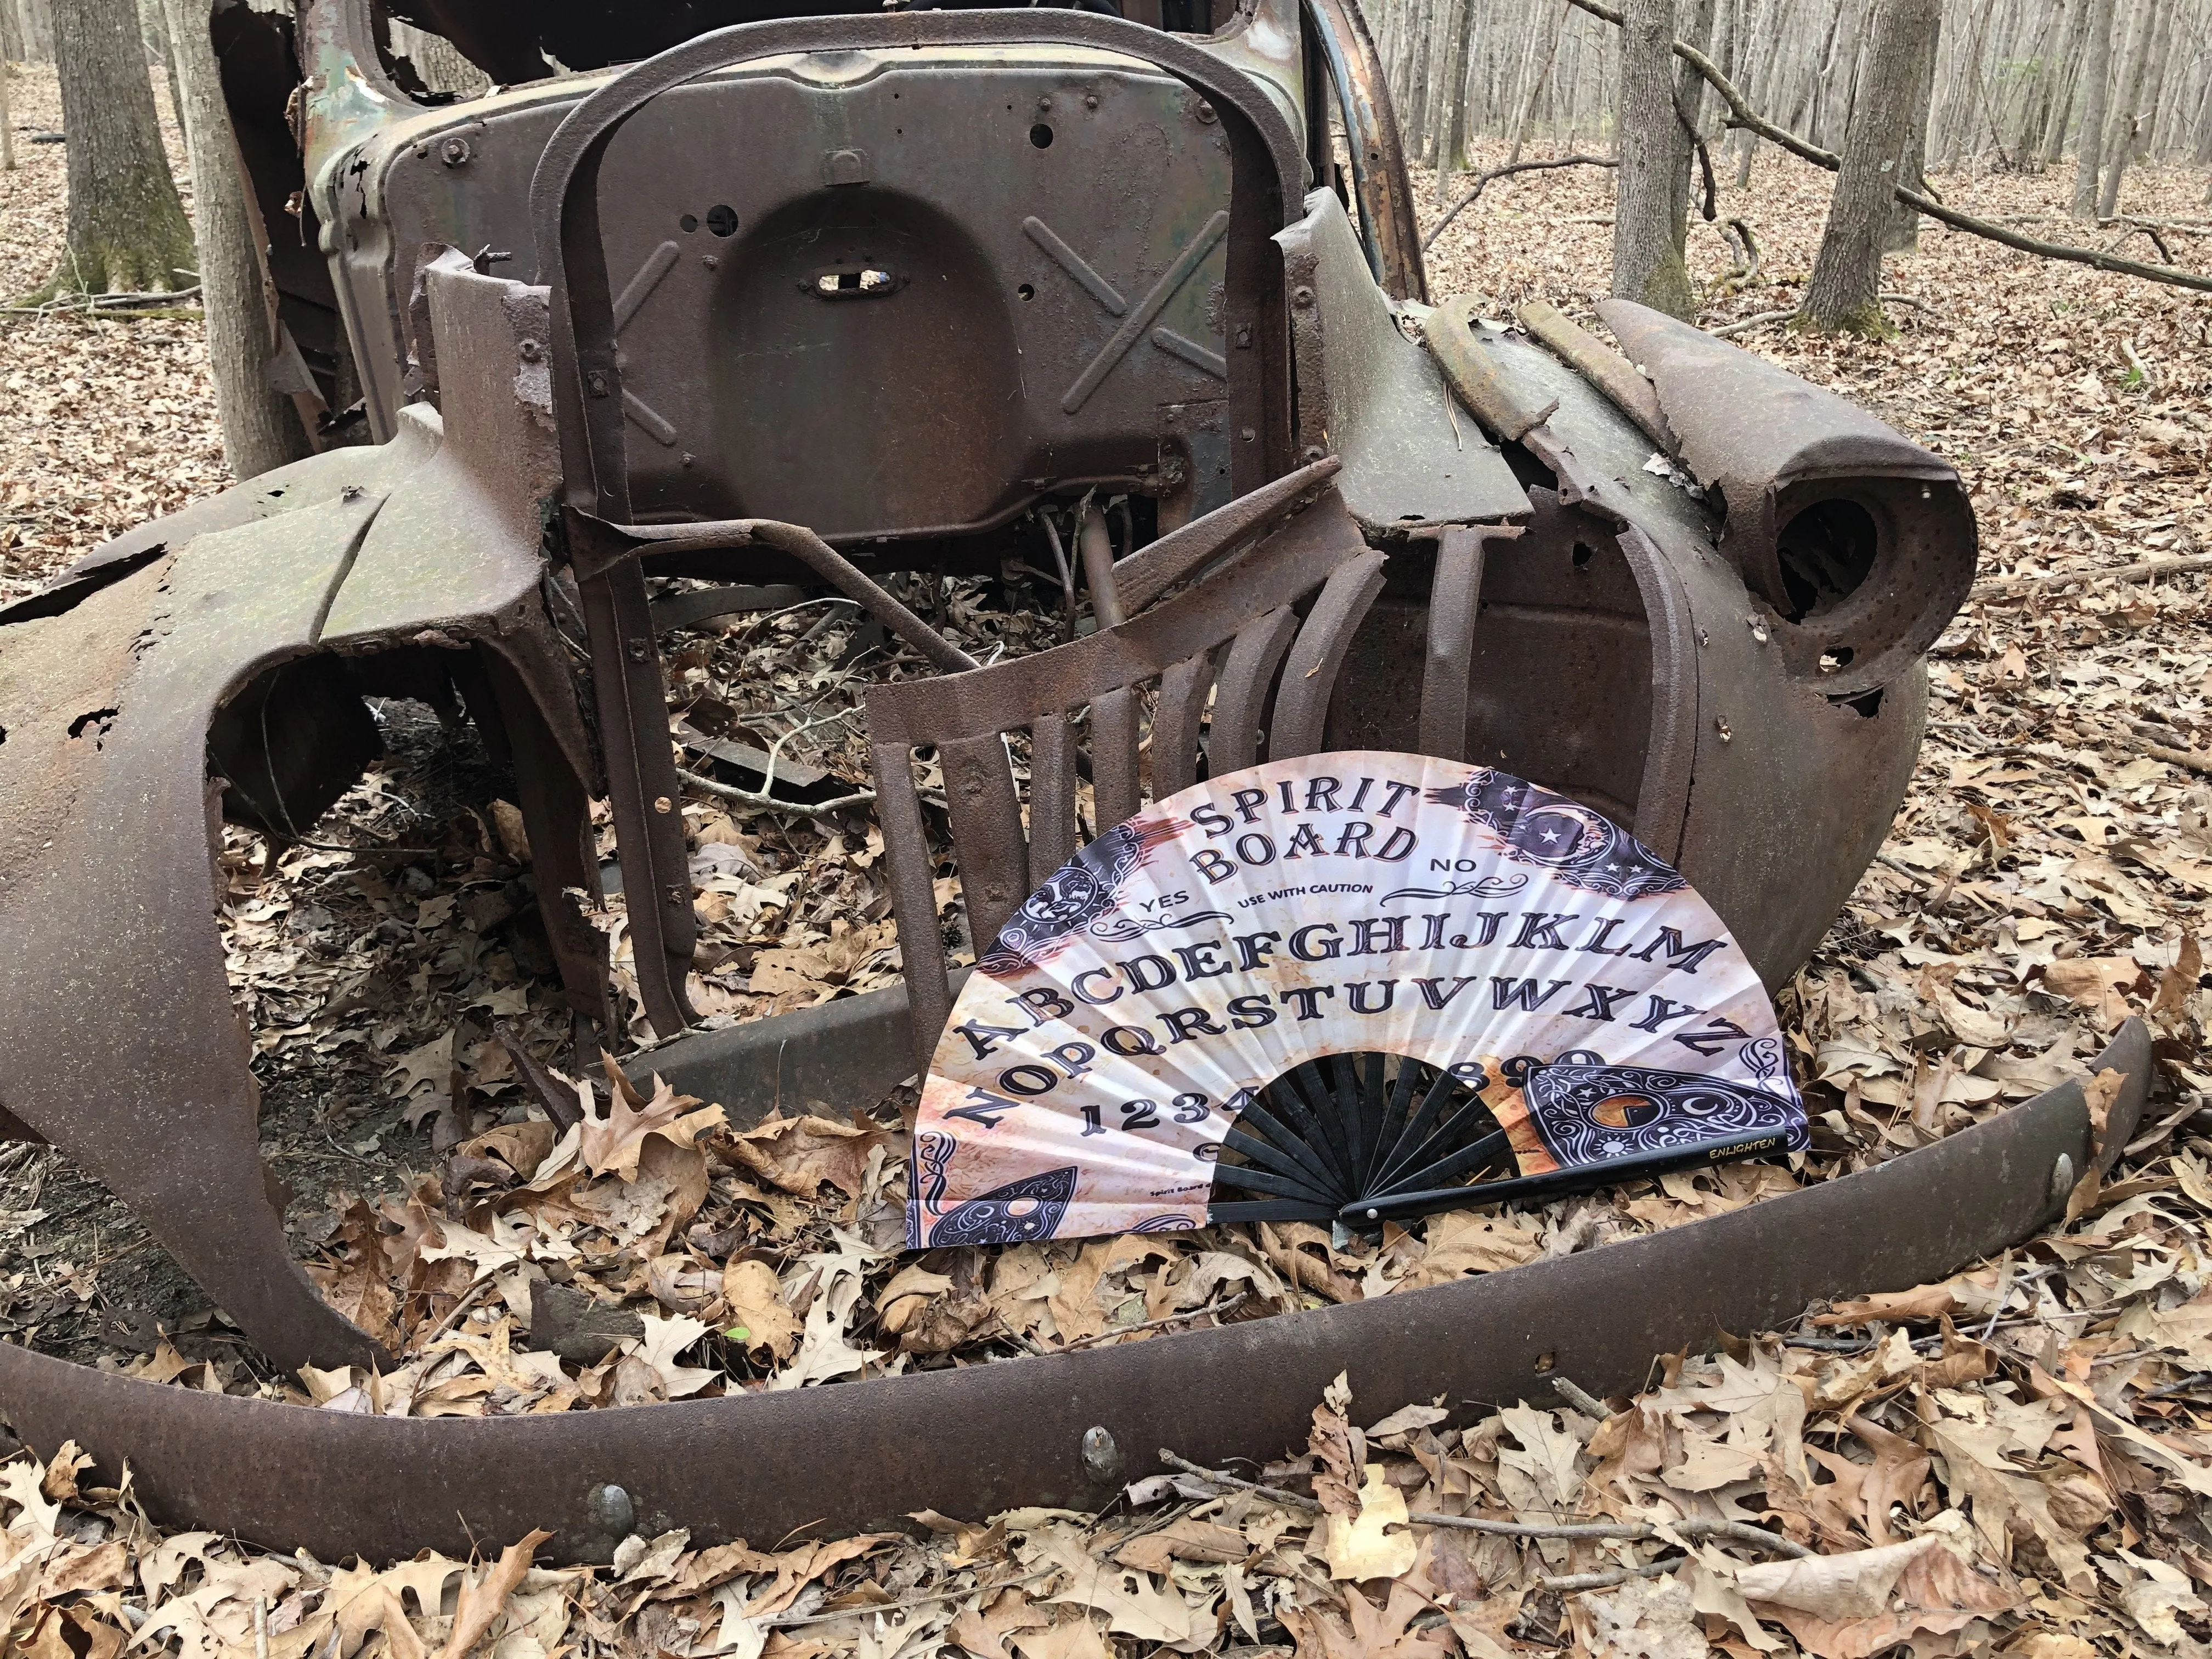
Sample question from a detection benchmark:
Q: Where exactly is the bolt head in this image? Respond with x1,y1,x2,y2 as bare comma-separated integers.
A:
1080,1426,1122,1479
1194,99,1217,123
587,1483,634,1536
439,136,471,166
518,338,544,362
1292,285,1316,308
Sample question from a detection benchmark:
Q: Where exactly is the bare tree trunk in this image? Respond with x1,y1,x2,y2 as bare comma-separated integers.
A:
1883,0,1938,250
1612,0,1695,319
1799,0,1940,335
2096,0,2152,218
2039,0,2090,165
0,53,14,173
25,0,196,300
2070,0,2115,218
1435,0,1478,182
2128,0,2176,161
137,0,183,147
158,0,310,478
1665,0,1718,257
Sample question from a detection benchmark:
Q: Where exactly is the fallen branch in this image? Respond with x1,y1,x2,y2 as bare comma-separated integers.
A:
2117,731,2212,777
675,765,875,819
1059,1294,1250,1348
1426,153,1619,249
1709,292,1933,337
1156,1450,1810,1556
1563,0,2212,297
1972,552,2212,598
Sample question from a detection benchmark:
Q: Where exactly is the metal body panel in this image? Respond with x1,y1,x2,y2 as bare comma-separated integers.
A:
1275,191,1526,531
0,259,600,1373
0,1022,2149,1565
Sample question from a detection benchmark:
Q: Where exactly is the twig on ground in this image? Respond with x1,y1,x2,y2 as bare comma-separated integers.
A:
1059,1294,1251,1349
1971,552,2212,598
676,766,876,819
1156,1451,1811,1556
1425,154,1619,249
1550,1375,1611,1417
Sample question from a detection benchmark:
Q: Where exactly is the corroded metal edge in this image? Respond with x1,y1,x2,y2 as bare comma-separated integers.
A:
0,1022,2148,1564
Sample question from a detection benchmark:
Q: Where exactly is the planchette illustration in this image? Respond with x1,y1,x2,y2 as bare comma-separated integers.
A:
907,752,1806,1249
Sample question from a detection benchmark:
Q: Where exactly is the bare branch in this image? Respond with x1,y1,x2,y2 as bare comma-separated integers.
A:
1562,0,2212,297
1426,154,1620,249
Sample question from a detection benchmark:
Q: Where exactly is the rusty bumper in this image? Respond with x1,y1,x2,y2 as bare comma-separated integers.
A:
0,1022,2150,1564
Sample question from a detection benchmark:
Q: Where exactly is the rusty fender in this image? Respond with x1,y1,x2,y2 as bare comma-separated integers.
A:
0,1022,2149,1565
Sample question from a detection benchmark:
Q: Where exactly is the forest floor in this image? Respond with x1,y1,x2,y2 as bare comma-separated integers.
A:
3,62,2212,1659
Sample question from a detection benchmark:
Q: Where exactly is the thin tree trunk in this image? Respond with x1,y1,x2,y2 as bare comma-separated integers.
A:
27,0,196,300
1666,0,1718,256
1435,0,1479,181
2040,0,2090,165
158,0,310,478
137,0,183,149
2097,0,2153,218
2070,0,2115,218
1800,0,1941,335
1883,1,1938,249
0,53,14,173
1612,0,1695,318
2128,0,2176,161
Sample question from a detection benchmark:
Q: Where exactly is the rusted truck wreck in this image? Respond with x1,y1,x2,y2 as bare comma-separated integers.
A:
0,0,2148,1561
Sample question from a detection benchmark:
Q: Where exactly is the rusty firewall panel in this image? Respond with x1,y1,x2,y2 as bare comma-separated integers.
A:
343,51,1237,540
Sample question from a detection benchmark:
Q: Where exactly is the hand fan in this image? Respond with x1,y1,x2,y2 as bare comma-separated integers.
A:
907,751,1805,1249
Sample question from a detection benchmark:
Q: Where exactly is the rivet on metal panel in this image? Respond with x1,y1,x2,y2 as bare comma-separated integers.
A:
1715,718,1733,743
518,339,544,362
440,136,471,167
1235,326,1252,348
823,148,870,187
653,796,673,814
626,639,649,662
2050,1153,2075,1206
1746,615,1769,644
1292,286,1316,309
1302,445,1328,462
665,885,687,907
681,453,696,468
1036,95,1052,111
1194,99,1217,123
588,1484,635,1537
1242,428,1257,441
1083,94,1098,110
702,256,720,270
1081,1426,1122,1479
587,372,610,398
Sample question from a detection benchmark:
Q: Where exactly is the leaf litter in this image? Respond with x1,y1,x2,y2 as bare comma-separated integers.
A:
3,71,2211,1657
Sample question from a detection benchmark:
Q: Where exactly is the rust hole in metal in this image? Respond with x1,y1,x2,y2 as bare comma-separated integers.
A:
1017,283,1035,301
704,205,739,237
1776,498,1879,622
1830,686,1884,719
1819,646,1855,673
1571,543,1595,568
1029,123,1054,148
812,267,899,298
68,708,118,743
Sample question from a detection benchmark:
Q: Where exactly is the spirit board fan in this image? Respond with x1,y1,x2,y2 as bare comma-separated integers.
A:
907,753,1807,1249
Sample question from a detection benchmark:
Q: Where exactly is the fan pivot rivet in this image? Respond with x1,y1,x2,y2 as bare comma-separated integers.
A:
2049,1153,2075,1207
